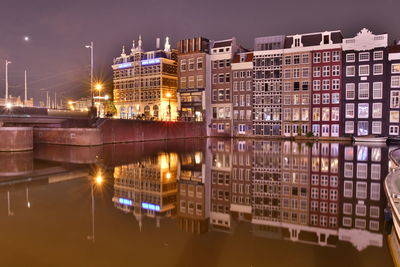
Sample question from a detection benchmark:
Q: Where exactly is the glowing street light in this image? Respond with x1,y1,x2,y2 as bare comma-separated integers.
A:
24,36,30,42
5,102,12,109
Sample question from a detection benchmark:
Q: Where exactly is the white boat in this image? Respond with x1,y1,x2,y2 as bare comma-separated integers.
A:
353,136,387,143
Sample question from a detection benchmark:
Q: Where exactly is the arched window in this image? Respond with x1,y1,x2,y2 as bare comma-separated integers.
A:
153,105,159,118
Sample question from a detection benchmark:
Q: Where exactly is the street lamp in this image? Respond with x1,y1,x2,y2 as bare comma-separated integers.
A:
85,42,94,108
166,92,171,121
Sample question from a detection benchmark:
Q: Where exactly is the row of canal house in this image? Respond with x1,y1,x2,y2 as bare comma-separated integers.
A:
174,28,400,138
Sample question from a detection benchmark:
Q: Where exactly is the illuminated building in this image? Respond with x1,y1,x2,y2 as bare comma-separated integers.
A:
232,52,253,136
209,38,245,136
386,44,400,136
341,29,388,137
253,36,285,136
282,31,342,137
112,36,178,120
177,37,211,122
112,152,178,228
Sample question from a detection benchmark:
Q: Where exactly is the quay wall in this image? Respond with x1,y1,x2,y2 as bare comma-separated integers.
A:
33,128,103,146
0,127,33,151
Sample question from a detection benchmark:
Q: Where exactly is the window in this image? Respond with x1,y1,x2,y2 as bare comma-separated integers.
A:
218,73,224,83
332,107,339,121
332,79,340,90
313,80,321,91
346,84,355,100
373,64,383,75
346,66,355,76
391,91,400,108
284,69,291,79
390,126,399,135
197,58,203,70
293,68,300,78
372,103,382,119
180,77,187,88
218,60,224,68
197,75,204,88
323,66,330,77
212,74,217,84
345,121,354,134
392,76,400,88
313,53,321,63
358,83,369,99
322,107,330,121
346,53,355,62
188,76,195,88
313,94,320,104
332,65,340,76
322,93,330,104
302,67,309,78
332,93,340,104
293,55,300,64
358,103,369,118
313,108,320,121
359,65,370,76
392,64,400,73
345,104,354,118
390,111,399,123
323,52,330,62
373,82,382,99
188,58,195,71
358,121,369,136
302,54,309,64
374,51,383,60
313,67,321,77
332,51,340,62
359,52,370,62
322,80,330,90
233,81,238,91
180,59,187,71
285,56,291,65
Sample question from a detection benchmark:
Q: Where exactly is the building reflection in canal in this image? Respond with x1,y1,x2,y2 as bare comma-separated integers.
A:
111,139,389,251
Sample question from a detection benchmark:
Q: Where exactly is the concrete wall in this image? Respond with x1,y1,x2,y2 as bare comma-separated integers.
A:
0,127,33,151
100,119,206,144
34,128,103,146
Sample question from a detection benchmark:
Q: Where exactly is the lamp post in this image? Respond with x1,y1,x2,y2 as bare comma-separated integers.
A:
5,60,11,103
95,83,103,117
166,92,171,121
85,42,94,108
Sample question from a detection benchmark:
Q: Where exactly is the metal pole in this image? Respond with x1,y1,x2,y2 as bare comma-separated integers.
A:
54,92,57,109
46,91,49,108
5,60,11,101
91,184,95,242
91,42,94,108
24,70,27,104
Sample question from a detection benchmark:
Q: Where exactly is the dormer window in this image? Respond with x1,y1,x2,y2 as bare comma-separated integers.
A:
321,33,332,45
294,37,300,47
226,47,230,52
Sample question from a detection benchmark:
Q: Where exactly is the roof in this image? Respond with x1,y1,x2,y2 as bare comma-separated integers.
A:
213,40,232,48
232,52,254,63
388,45,400,53
284,31,343,48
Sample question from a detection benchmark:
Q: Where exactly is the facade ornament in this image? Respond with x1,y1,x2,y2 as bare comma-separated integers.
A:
164,36,171,52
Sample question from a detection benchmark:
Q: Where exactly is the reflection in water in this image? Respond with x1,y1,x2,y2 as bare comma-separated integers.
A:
112,140,389,252
113,153,179,229
0,139,394,266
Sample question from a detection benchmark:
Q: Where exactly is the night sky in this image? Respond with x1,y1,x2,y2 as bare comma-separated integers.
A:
0,0,398,104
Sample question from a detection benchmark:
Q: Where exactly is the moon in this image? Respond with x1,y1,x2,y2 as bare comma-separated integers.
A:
24,36,30,41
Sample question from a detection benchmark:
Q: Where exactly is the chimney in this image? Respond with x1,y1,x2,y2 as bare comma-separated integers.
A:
156,38,160,50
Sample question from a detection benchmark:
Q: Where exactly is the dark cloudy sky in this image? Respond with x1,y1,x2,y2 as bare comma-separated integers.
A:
0,0,398,104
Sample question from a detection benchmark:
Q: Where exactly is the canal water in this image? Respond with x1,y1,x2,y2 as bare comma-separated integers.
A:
0,139,395,266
